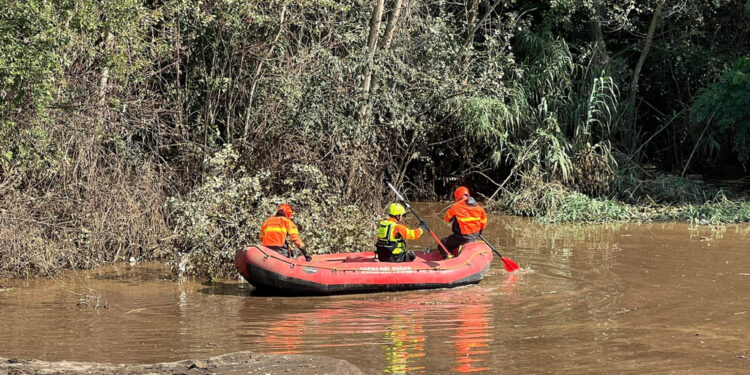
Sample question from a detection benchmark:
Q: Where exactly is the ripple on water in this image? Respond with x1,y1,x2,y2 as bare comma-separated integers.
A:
2,215,750,373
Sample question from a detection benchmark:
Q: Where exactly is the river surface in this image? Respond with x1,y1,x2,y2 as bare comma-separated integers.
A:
2,206,750,374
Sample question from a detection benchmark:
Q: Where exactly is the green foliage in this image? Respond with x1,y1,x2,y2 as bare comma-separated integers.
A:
541,192,633,224
490,175,629,223
491,174,748,224
2,0,749,279
167,146,375,279
692,57,750,163
0,0,62,116
654,200,750,225
642,175,719,205
541,194,750,225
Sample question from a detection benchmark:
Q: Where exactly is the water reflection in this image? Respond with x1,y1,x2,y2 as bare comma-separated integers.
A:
452,305,490,373
254,273,520,373
265,319,305,354
383,316,425,374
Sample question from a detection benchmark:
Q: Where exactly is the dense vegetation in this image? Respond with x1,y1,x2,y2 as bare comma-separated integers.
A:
1,0,748,278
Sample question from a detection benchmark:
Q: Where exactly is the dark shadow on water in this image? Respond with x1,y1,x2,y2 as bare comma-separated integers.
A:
195,280,490,298
195,280,253,297
195,281,336,297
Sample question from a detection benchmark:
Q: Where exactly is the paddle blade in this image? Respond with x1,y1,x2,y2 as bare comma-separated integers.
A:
501,257,520,272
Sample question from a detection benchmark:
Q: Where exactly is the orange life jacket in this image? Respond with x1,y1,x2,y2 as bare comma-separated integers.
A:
444,198,487,235
259,216,304,248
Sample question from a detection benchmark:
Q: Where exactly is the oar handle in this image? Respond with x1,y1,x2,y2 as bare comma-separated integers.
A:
478,233,503,259
386,182,451,259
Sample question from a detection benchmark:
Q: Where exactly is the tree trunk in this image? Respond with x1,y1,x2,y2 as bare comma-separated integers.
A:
589,3,609,66
97,33,113,125
359,0,385,119
371,0,404,92
243,5,287,139
627,0,664,125
463,0,480,50
381,0,403,52
460,0,502,85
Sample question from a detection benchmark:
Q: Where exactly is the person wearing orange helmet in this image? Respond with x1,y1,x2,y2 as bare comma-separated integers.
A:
375,203,426,262
441,186,487,256
259,203,312,261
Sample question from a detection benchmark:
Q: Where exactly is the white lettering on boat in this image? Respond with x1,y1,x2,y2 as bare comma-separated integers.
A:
358,266,414,274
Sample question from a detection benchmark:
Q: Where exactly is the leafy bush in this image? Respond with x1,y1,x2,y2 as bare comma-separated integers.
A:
489,173,630,223
489,173,568,217
641,175,719,205
692,57,750,163
488,171,748,224
540,192,633,223
0,164,168,279
654,200,750,225
167,146,376,279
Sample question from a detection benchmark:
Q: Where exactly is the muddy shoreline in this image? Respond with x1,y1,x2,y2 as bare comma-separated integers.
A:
0,352,367,375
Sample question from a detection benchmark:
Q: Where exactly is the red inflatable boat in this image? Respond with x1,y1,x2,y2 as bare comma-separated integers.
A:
234,242,494,294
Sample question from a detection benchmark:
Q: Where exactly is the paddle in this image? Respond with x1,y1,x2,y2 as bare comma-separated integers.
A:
386,182,452,259
478,234,520,272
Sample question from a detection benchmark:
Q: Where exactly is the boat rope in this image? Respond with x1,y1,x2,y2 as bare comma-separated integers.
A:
251,246,491,272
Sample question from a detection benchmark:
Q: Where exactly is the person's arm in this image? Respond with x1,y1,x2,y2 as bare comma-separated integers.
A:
287,220,305,249
287,220,311,261
444,205,455,223
395,224,423,240
259,220,267,241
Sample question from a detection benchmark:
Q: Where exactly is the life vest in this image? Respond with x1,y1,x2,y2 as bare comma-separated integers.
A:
445,197,487,235
376,219,406,255
260,216,300,247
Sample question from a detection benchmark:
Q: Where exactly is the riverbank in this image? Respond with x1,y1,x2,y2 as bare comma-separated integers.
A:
0,352,367,375
489,175,750,224
493,192,750,225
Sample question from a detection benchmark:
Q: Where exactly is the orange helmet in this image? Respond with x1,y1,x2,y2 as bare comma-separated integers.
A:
277,203,293,218
453,186,469,202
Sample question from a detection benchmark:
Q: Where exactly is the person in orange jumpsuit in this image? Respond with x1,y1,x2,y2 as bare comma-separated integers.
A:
259,203,311,261
375,203,426,262
441,187,487,256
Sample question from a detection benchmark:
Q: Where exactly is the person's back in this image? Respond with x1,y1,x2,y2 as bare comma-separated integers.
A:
441,187,487,255
375,203,424,262
259,203,311,261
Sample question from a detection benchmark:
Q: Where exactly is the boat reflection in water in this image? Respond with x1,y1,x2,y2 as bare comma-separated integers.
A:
383,315,425,374
259,273,520,373
452,304,490,373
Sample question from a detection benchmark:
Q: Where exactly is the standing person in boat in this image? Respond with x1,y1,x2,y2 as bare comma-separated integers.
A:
259,203,312,261
441,186,487,256
375,203,426,262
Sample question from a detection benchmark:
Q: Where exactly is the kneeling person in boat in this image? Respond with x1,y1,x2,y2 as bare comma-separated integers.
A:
376,203,425,262
259,203,312,261
441,186,487,256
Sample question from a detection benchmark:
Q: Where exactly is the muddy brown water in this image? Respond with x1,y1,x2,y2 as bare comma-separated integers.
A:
2,205,750,374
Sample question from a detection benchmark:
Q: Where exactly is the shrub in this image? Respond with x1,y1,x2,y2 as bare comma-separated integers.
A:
540,192,633,223
641,174,719,205
489,173,568,217
167,146,376,279
0,164,168,279
691,57,750,163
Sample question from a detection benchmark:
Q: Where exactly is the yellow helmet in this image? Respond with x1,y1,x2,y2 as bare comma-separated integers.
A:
388,203,406,216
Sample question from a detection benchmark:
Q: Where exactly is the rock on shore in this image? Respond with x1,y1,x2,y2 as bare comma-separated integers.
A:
0,351,367,375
